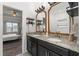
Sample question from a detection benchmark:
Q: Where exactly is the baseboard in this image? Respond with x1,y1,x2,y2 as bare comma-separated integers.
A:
16,50,28,56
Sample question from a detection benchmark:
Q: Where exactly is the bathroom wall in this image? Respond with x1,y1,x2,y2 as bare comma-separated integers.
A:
0,4,3,56
26,2,48,33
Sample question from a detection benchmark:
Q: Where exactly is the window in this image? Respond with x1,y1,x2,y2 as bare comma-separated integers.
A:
6,22,13,32
13,23,18,32
6,22,18,33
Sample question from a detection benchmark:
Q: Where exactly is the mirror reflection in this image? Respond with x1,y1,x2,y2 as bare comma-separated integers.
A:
49,2,70,34
36,12,46,32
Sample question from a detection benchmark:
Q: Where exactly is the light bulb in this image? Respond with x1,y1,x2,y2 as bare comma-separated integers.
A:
12,10,16,16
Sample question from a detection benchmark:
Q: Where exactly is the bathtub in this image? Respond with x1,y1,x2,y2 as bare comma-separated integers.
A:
3,34,21,41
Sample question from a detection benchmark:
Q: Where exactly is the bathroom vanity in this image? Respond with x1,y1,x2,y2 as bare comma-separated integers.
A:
27,34,79,56
27,2,79,56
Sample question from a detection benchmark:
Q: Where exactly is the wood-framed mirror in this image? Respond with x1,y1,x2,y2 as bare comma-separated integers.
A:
36,11,47,33
48,2,70,35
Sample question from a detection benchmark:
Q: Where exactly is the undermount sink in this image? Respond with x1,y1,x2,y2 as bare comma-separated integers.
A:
33,34,49,37
47,38,62,42
33,34,41,36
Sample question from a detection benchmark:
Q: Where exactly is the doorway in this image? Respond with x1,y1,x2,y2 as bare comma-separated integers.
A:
3,5,22,56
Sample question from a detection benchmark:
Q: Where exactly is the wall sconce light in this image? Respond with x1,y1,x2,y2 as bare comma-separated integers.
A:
35,5,45,13
12,10,16,16
41,5,45,10
48,2,56,6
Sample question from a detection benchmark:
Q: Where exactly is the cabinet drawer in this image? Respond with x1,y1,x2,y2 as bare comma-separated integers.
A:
38,39,68,56
50,44,69,56
38,45,48,56
48,50,60,56
27,36,31,40
69,50,79,56
27,36,37,43
31,37,37,43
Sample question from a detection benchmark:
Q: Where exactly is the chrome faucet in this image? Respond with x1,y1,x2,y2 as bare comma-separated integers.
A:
55,32,61,38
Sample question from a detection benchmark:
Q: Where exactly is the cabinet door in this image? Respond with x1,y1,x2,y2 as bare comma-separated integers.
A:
38,45,48,56
69,50,79,56
48,50,60,56
27,39,32,53
31,42,37,56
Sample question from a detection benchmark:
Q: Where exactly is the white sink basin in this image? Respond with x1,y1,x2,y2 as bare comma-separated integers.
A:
33,34,41,37
33,34,48,37
47,38,62,42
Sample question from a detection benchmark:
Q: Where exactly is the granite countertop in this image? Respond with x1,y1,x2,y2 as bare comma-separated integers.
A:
27,33,79,53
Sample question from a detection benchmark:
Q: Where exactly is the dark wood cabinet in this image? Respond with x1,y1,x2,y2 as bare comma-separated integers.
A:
38,45,48,56
27,35,79,56
27,36,37,56
69,50,79,56
27,36,32,53
38,39,68,56
31,42,37,56
48,50,59,56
